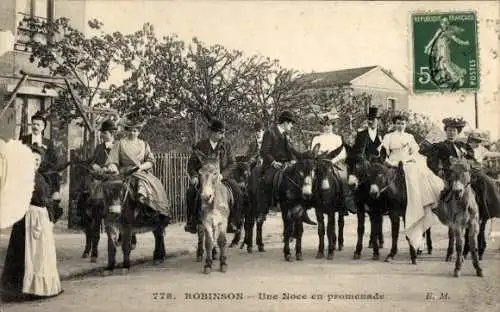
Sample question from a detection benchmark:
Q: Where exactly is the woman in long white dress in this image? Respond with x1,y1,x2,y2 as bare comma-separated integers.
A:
381,115,444,249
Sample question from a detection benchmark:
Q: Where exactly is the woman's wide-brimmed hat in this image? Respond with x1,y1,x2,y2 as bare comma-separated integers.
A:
318,110,339,125
208,119,225,133
99,119,118,132
467,130,486,143
278,111,296,124
392,114,408,123
442,117,467,132
252,121,264,132
122,112,147,129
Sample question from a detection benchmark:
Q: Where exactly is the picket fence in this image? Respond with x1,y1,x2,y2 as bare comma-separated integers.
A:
153,152,190,223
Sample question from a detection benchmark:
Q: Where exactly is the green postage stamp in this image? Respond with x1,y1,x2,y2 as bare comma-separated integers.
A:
411,11,479,93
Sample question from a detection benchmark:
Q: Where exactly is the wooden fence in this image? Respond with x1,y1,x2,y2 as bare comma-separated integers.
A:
153,153,190,223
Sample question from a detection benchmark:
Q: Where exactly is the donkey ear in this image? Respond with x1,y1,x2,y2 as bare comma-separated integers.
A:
312,143,321,156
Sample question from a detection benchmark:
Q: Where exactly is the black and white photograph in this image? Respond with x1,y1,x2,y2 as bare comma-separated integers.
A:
0,1,499,311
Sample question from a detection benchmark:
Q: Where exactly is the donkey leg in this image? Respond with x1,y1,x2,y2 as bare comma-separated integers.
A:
354,205,365,260
121,227,132,270
385,214,400,263
378,215,384,249
326,213,336,260
468,220,483,277
425,228,433,255
337,212,345,251
462,227,470,259
229,221,242,248
407,237,418,265
105,229,117,272
242,214,254,253
218,225,228,273
196,225,204,262
453,228,464,277
446,227,455,262
153,227,166,264
478,219,487,260
369,212,380,261
295,220,304,261
315,209,325,259
256,219,265,252
82,225,92,258
203,226,214,274
283,218,293,262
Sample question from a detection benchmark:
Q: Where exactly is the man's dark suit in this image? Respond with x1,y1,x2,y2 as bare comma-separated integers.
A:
350,128,386,173
185,138,243,233
20,134,61,195
259,125,299,209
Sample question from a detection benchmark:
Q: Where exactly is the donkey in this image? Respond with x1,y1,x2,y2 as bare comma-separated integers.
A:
312,154,348,260
277,144,321,261
101,169,169,273
194,150,235,274
366,162,419,264
348,156,386,261
437,158,483,277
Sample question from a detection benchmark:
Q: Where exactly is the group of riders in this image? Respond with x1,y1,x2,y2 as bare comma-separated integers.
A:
2,105,500,301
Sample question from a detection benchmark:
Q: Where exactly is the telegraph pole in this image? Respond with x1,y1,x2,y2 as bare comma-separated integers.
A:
474,92,479,128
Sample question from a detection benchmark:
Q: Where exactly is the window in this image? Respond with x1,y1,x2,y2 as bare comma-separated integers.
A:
387,98,396,111
15,0,53,51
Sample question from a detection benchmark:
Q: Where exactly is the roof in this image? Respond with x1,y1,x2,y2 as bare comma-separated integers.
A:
295,65,409,91
296,66,377,89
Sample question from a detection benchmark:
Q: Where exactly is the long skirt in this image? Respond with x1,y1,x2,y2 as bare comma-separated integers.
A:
132,171,171,217
403,156,444,248
22,205,62,297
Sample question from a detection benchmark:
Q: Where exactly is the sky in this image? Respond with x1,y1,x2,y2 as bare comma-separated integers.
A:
81,0,499,139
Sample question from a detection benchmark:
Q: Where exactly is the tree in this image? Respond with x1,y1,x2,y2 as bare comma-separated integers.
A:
378,109,437,144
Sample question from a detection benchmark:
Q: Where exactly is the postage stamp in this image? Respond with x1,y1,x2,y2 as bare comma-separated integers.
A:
411,11,479,93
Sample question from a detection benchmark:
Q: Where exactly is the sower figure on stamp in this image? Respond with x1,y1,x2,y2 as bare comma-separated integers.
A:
428,117,500,260
185,119,244,235
260,110,316,225
348,106,387,256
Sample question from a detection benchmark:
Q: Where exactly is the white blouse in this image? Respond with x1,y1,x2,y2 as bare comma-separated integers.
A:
382,131,419,165
311,133,346,163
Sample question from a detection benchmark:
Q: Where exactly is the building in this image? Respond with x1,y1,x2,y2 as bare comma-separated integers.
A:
0,0,88,213
295,65,410,112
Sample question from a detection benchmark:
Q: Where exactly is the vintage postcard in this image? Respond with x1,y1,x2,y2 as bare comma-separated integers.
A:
0,1,499,312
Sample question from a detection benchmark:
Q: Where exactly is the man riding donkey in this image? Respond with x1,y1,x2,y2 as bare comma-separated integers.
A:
260,110,316,234
428,117,500,260
75,119,137,260
348,106,387,257
185,119,244,235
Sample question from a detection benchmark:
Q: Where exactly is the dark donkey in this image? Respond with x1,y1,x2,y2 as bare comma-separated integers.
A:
101,168,170,273
312,153,348,260
348,156,386,260
367,161,426,264
278,144,321,261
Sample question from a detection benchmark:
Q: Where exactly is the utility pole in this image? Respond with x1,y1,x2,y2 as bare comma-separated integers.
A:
474,92,479,128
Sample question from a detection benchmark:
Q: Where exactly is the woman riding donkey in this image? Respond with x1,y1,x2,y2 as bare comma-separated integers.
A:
102,115,171,270
428,117,500,261
310,111,356,257
375,114,444,263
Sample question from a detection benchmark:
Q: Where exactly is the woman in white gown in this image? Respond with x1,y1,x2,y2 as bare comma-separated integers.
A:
381,115,444,249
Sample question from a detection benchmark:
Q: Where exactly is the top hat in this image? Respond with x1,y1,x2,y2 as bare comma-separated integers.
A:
100,119,118,132
367,107,380,120
208,119,225,133
442,117,467,132
278,111,296,124
31,111,47,124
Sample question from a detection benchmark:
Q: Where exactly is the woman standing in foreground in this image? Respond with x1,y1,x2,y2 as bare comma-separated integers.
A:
1,145,63,302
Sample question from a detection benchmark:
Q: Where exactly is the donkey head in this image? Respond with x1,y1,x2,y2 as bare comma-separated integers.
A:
195,149,221,205
367,162,401,199
288,143,321,200
449,157,472,199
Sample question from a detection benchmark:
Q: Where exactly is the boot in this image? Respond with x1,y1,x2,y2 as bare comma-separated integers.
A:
184,218,198,234
344,193,357,214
